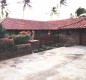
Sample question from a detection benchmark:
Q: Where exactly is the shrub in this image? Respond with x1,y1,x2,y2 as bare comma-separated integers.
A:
64,37,76,47
16,43,31,51
59,34,76,47
19,31,31,36
13,31,32,45
13,35,30,45
0,38,14,53
0,23,5,38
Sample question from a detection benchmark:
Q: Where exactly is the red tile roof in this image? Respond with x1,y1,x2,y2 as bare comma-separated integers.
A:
47,17,86,29
1,17,86,30
60,18,86,29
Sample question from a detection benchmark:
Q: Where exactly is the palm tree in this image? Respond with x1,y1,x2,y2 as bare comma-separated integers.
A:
23,0,31,11
70,13,74,18
5,10,9,17
50,0,67,19
59,0,67,16
50,5,59,19
75,7,86,17
0,0,9,18
0,23,5,38
60,0,66,7
18,0,31,18
0,0,7,17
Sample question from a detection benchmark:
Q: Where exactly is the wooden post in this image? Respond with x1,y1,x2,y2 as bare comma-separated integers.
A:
58,30,59,43
32,30,35,40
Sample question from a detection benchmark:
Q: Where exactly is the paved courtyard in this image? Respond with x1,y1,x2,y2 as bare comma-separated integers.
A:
0,46,86,80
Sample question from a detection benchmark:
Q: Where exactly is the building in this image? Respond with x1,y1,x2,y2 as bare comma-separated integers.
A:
1,17,86,45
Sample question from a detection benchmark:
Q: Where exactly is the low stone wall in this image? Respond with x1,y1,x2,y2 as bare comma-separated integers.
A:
0,49,32,61
34,36,59,45
59,34,76,47
0,40,42,61
29,40,39,50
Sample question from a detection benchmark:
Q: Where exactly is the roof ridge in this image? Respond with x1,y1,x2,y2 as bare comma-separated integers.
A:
2,17,86,30
47,17,86,29
5,17,47,22
59,17,86,29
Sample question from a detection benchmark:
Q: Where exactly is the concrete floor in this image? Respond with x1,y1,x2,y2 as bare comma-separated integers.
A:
0,46,86,80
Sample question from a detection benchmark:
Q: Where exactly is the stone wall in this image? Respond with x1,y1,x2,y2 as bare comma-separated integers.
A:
70,31,80,45
59,30,80,46
0,48,32,61
80,30,86,45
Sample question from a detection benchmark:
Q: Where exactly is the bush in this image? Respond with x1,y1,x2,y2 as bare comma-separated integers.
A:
59,34,76,47
64,38,76,47
0,38,14,53
19,31,31,36
0,23,5,38
16,43,31,51
13,35,30,45
13,31,32,45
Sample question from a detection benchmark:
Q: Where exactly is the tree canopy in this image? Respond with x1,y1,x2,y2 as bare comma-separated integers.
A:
75,7,86,17
50,0,67,19
0,0,7,17
0,0,31,18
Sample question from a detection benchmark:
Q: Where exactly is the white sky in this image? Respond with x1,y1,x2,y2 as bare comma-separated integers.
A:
2,0,86,21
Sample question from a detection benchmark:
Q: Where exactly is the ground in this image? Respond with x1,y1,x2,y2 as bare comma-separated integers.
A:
0,46,86,80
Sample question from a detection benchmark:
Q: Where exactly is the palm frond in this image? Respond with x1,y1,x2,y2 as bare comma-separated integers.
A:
1,0,6,4
60,0,66,6
5,11,8,17
23,0,31,11
24,0,30,3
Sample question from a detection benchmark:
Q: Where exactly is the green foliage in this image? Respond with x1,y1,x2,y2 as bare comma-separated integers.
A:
0,38,14,53
75,7,86,17
13,31,32,45
16,43,31,51
13,35,30,45
0,23,5,38
60,0,67,6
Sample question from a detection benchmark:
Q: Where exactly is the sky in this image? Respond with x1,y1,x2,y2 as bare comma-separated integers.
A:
1,0,86,21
